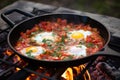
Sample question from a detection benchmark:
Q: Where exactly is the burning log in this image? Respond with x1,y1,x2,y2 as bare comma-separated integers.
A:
96,62,120,80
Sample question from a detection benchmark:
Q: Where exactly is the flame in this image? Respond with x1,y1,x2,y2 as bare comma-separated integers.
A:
61,67,73,80
13,55,21,63
4,49,91,80
4,49,13,56
16,67,21,71
26,74,36,80
26,76,32,80
25,65,91,80
26,73,49,80
25,67,51,80
14,55,21,61
61,65,91,80
73,65,91,80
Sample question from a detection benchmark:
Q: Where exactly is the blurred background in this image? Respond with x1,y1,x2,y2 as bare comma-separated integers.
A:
0,0,120,18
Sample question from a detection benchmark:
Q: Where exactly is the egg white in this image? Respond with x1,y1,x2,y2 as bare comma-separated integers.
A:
66,45,87,57
31,32,57,44
20,46,45,57
78,30,92,38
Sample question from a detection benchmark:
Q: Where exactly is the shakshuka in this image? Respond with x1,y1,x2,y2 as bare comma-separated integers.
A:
15,18,104,61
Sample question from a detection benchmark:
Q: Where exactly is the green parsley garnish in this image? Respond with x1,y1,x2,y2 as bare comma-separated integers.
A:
63,55,74,60
86,42,95,47
26,50,34,58
42,39,53,45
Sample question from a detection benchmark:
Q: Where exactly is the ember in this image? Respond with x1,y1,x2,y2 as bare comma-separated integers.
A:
5,49,13,56
15,67,21,71
25,67,54,80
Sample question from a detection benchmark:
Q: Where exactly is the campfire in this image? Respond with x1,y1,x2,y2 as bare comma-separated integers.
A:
4,49,91,80
0,45,119,80
25,65,91,80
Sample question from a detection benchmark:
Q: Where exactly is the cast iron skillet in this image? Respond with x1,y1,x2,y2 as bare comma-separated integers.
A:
1,9,119,67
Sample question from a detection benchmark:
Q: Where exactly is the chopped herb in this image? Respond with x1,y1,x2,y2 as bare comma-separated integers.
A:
51,51,61,57
42,49,46,54
86,42,95,47
61,36,65,43
19,37,23,41
77,45,82,48
26,50,32,54
64,27,68,31
52,32,56,36
63,55,74,60
67,32,72,34
26,50,34,58
42,39,47,43
55,36,65,48
42,39,53,45
57,46,62,51
27,53,34,58
30,31,40,36
79,40,85,45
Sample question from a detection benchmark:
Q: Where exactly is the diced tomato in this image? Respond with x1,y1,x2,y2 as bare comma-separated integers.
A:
20,32,24,35
86,36,93,42
31,25,39,32
61,19,67,26
45,26,52,31
87,48,99,55
21,33,27,39
41,21,47,26
58,31,67,37
57,18,62,23
62,52,71,57
40,43,47,47
86,25,92,30
26,30,31,35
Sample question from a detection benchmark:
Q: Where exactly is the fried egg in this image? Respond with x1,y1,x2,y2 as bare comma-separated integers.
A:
20,46,45,57
66,45,87,57
31,32,57,44
67,30,92,40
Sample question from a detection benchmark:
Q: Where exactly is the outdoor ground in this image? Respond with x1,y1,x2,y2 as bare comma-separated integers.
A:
0,0,120,18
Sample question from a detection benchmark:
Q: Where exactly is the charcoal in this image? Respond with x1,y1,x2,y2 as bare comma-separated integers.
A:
96,62,120,80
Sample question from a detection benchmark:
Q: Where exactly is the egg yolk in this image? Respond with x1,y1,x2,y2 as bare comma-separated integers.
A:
71,32,84,39
26,46,38,53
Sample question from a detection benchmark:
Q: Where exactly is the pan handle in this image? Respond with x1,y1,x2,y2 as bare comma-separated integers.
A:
1,9,34,27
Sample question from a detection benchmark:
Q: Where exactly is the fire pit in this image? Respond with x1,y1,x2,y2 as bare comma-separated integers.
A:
0,1,120,80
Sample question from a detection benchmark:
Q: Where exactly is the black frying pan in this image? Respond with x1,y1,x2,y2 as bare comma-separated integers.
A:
1,9,119,67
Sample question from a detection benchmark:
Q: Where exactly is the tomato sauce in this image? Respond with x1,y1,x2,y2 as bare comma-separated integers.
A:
15,18,104,61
